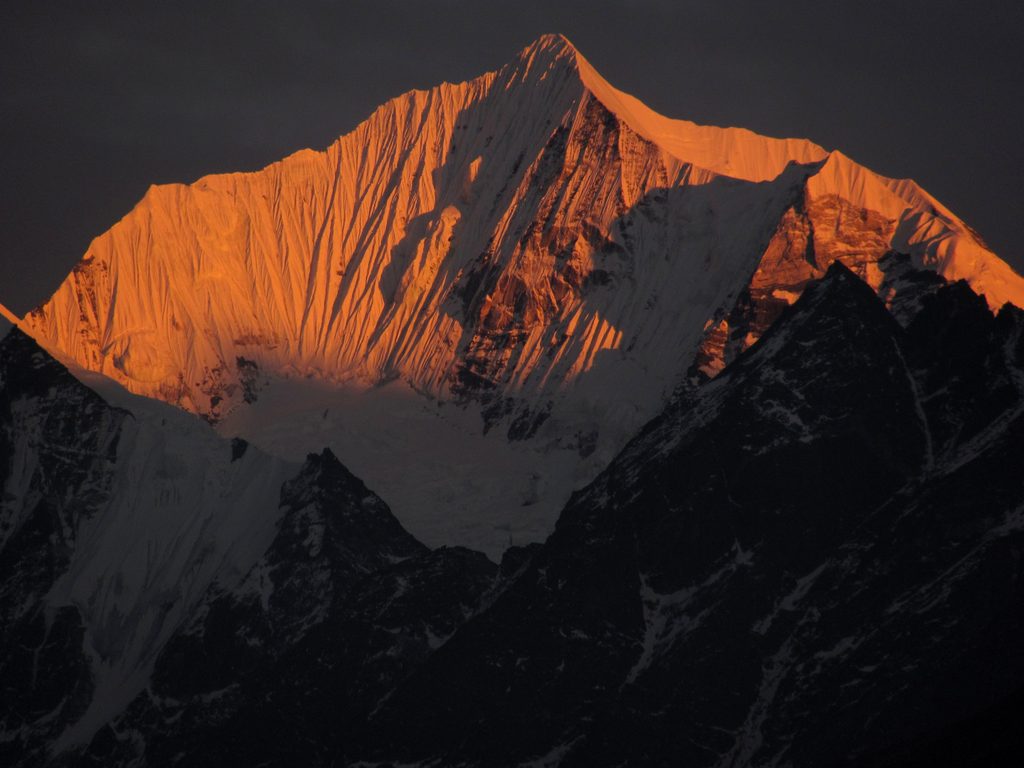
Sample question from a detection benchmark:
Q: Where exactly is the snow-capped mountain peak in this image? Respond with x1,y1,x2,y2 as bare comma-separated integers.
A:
4,33,1024,768
18,34,1024,555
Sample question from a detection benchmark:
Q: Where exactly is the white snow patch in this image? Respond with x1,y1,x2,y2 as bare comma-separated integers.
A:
716,638,797,768
752,562,828,635
517,735,584,768
626,551,748,685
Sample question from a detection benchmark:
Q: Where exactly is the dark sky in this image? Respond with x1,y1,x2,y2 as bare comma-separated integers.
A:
2,0,1022,315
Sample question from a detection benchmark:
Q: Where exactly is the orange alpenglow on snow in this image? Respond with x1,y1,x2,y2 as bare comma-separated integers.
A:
0,302,19,327
19,34,1024,554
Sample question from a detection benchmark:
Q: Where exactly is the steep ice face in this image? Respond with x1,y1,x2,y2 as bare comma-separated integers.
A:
805,151,1024,307
22,34,819,426
19,34,1024,555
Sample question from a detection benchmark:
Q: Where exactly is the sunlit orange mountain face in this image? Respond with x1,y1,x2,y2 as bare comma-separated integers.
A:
20,34,1024,557
4,34,1024,767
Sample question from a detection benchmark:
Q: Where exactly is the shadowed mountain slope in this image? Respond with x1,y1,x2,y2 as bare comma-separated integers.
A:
7,265,1014,765
356,265,1024,767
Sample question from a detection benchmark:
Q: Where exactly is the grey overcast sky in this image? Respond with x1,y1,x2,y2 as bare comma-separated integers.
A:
2,0,1022,314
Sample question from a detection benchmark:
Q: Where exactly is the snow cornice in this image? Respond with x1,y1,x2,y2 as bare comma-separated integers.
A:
510,34,828,183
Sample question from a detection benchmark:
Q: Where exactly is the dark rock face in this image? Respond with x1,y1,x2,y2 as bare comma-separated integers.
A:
360,265,1024,767
4,262,1024,767
0,330,125,766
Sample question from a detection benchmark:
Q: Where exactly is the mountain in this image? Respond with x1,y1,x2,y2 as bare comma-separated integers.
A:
78,451,498,768
3,33,1024,765
8,264,1019,766
0,329,500,765
0,328,302,763
18,34,1024,556
352,265,1024,766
